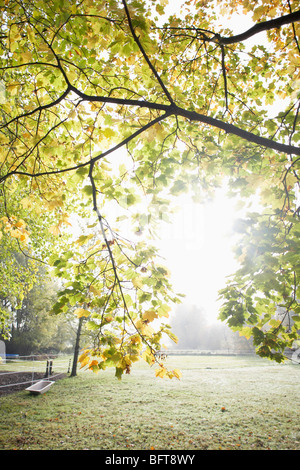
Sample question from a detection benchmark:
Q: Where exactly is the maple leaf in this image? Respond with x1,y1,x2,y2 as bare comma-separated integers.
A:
142,310,158,322
74,308,90,318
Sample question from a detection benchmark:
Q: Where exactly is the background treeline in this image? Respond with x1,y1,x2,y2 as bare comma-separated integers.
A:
170,304,255,352
1,252,254,356
1,266,77,356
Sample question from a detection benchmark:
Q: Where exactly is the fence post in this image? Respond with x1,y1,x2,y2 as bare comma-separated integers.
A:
31,356,35,384
45,360,49,378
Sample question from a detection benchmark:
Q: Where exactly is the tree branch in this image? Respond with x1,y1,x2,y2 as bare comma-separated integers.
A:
159,10,300,45
68,87,300,155
2,98,300,184
51,87,300,156
217,9,300,45
0,87,71,130
68,85,170,111
173,105,300,156
121,0,174,104
0,111,170,181
88,160,160,357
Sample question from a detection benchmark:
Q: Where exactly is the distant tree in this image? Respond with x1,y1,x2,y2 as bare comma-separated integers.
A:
170,304,207,349
5,269,76,355
170,304,254,352
0,175,69,341
0,238,37,340
70,316,84,377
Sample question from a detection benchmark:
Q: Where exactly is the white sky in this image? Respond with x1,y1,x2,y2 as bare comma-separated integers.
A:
155,187,243,324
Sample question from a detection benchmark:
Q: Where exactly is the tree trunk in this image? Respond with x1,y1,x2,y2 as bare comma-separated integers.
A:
70,316,83,377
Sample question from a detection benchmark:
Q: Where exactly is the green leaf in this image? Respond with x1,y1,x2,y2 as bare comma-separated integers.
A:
115,367,124,380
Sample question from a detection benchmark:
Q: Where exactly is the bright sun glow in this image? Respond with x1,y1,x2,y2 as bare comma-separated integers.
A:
156,187,243,324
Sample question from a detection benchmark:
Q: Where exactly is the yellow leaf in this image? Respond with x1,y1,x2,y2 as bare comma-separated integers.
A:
135,319,143,329
10,24,21,52
145,122,164,142
10,24,21,41
21,197,33,209
268,7,277,18
168,331,178,344
49,225,60,236
78,350,90,363
20,51,32,63
130,354,140,363
89,285,101,296
37,43,50,52
10,228,21,238
47,197,64,210
79,356,89,368
142,324,154,337
7,83,20,96
157,304,171,318
19,233,29,243
290,55,300,67
132,276,143,289
26,26,35,43
121,355,132,367
68,108,76,119
142,310,158,322
142,351,155,365
104,315,113,323
103,128,116,139
135,318,153,336
155,366,167,378
88,360,99,371
15,219,26,228
239,327,252,340
74,308,90,318
130,334,142,345
172,369,182,380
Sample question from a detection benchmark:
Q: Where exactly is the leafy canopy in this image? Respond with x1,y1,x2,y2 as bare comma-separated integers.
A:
0,0,300,376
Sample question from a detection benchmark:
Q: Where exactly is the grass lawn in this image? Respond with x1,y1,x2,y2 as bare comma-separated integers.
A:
0,355,299,450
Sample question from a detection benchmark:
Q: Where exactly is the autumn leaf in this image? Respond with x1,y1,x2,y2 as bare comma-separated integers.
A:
79,356,90,368
172,369,182,380
142,350,156,366
157,304,171,318
88,360,99,373
49,225,61,236
142,310,158,322
132,276,143,289
74,308,90,318
89,285,101,296
78,351,90,363
155,365,167,378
